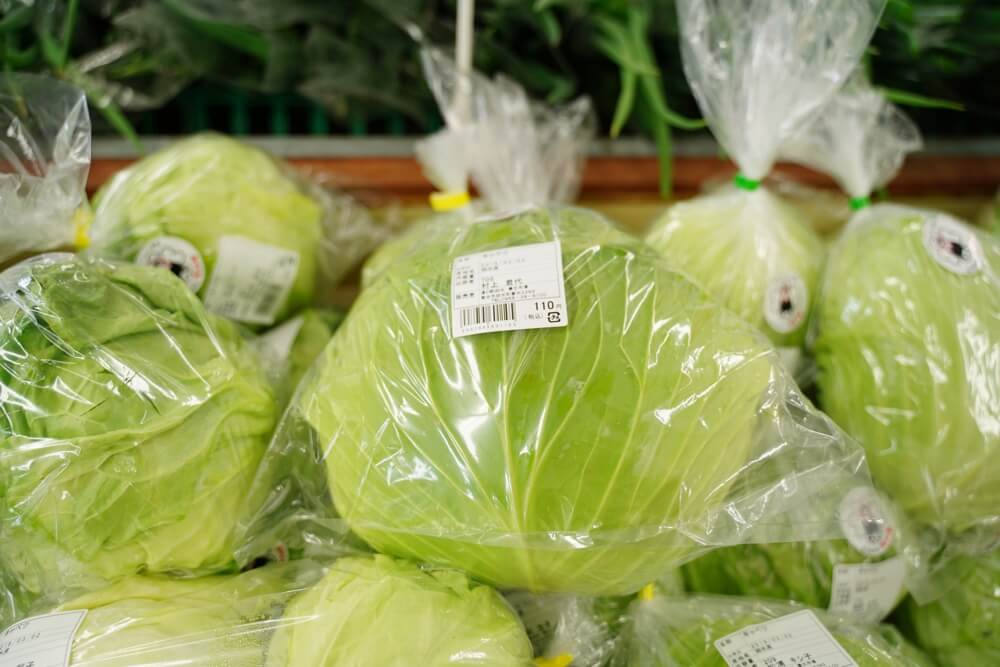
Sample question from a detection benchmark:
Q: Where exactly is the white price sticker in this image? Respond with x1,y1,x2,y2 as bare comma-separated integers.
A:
922,215,982,275
714,610,858,667
0,611,86,667
203,235,300,325
763,273,809,334
451,241,568,338
829,557,906,624
135,235,206,293
839,487,895,557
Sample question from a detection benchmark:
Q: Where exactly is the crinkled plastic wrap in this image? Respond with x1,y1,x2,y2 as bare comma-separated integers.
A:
86,133,383,327
898,549,1000,667
812,205,999,543
240,204,872,597
645,0,884,347
0,75,91,265
0,254,277,620
254,307,345,404
2,556,532,666
613,595,934,667
681,490,915,622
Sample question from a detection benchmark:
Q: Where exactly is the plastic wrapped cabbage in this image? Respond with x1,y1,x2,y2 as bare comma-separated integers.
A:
681,490,912,622
255,308,345,403
241,205,870,597
898,549,1000,667
645,0,883,347
0,254,277,615
43,562,321,666
813,205,1000,538
507,591,629,666
267,555,533,666
0,75,91,265
87,133,378,327
614,595,935,667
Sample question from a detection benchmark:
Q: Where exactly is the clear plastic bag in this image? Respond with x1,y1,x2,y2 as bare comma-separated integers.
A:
253,307,345,405
0,253,277,619
613,594,935,666
812,204,1000,549
85,133,385,327
645,0,884,347
2,555,533,666
0,75,91,265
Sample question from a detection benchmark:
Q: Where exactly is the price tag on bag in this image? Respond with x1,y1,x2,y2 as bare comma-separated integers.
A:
0,611,86,667
829,557,906,623
203,235,300,326
451,241,568,338
714,610,859,667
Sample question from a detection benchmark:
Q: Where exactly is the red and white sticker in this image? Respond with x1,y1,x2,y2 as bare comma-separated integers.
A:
838,487,895,557
763,273,808,334
922,215,982,275
136,236,206,293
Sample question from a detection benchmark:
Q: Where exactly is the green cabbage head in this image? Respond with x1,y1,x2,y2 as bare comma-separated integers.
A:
87,133,324,325
615,596,935,667
294,206,862,595
813,205,1000,535
267,555,533,666
898,550,1000,667
646,186,825,347
0,254,277,613
53,562,316,666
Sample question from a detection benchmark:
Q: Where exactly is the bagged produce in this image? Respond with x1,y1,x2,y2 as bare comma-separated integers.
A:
645,0,884,347
681,490,913,623
255,307,345,404
507,591,629,666
792,78,1000,542
898,549,1000,667
0,253,277,618
614,594,934,667
0,75,90,266
238,50,873,597
86,133,381,327
267,555,533,666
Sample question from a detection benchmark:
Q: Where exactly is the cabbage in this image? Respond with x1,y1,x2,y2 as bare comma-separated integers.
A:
267,555,533,666
87,134,326,326
645,185,825,347
898,550,1000,667
284,206,866,595
615,596,935,667
813,205,1000,535
53,563,317,666
0,254,277,613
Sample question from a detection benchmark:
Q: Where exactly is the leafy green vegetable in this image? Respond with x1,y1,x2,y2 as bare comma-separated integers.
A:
54,562,318,666
615,596,935,666
267,555,533,666
289,206,864,595
645,186,825,347
87,133,324,326
813,205,1000,535
0,254,277,615
898,550,1000,667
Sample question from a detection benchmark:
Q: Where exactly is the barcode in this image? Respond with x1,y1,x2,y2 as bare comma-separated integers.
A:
460,303,516,328
256,284,283,319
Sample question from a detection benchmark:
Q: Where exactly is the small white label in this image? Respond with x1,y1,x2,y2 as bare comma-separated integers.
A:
714,610,858,667
839,487,895,557
763,273,809,334
451,241,568,338
829,557,906,624
0,610,86,667
136,236,206,292
256,315,305,371
922,215,982,275
203,235,300,325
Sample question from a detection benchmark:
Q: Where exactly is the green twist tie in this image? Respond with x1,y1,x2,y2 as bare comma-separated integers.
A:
849,196,871,211
733,174,760,191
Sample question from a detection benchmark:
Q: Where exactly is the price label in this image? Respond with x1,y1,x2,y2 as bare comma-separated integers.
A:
714,610,858,667
0,611,86,667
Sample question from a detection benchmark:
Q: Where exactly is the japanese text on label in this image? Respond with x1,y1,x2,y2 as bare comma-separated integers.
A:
714,610,859,667
203,235,300,326
0,611,86,667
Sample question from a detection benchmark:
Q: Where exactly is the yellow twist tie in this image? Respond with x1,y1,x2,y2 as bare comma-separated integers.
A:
73,207,94,250
429,190,470,212
638,583,655,601
534,654,573,667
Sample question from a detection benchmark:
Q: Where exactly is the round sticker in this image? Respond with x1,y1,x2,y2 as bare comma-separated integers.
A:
839,487,895,557
922,215,982,275
763,273,809,334
135,236,206,293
